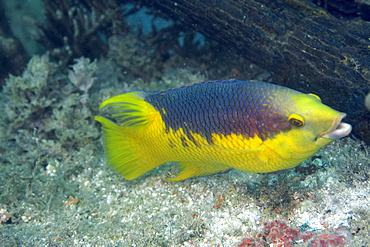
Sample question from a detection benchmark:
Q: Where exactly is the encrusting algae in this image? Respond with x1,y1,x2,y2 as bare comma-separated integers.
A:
95,80,352,181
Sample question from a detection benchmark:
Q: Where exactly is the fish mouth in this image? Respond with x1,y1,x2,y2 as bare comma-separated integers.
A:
319,113,352,140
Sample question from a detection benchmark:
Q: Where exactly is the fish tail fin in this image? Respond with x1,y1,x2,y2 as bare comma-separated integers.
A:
95,91,164,180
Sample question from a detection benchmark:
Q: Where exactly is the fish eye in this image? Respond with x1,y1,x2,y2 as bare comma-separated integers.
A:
289,118,304,127
288,114,305,128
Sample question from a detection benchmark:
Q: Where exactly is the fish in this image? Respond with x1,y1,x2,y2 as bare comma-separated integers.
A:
94,80,352,181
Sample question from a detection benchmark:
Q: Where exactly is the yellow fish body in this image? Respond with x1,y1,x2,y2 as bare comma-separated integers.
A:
95,80,351,181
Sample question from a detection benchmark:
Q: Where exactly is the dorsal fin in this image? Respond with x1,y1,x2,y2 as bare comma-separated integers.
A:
99,91,155,127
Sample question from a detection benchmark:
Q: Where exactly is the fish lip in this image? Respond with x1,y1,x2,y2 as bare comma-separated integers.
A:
319,113,352,140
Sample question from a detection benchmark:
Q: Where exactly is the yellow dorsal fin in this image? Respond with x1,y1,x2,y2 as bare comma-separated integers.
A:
99,91,156,127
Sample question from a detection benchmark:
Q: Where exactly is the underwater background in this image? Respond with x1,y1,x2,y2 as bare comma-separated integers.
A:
0,0,369,246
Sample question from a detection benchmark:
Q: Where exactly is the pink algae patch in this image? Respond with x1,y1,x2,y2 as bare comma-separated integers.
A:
308,226,352,247
239,221,351,247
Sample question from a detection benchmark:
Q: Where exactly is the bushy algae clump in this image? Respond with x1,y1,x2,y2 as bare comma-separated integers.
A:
1,55,100,161
0,55,101,222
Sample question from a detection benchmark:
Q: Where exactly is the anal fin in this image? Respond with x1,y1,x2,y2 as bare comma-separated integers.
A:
169,161,231,181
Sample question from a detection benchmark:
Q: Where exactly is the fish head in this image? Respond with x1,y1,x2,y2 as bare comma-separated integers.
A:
278,92,352,155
